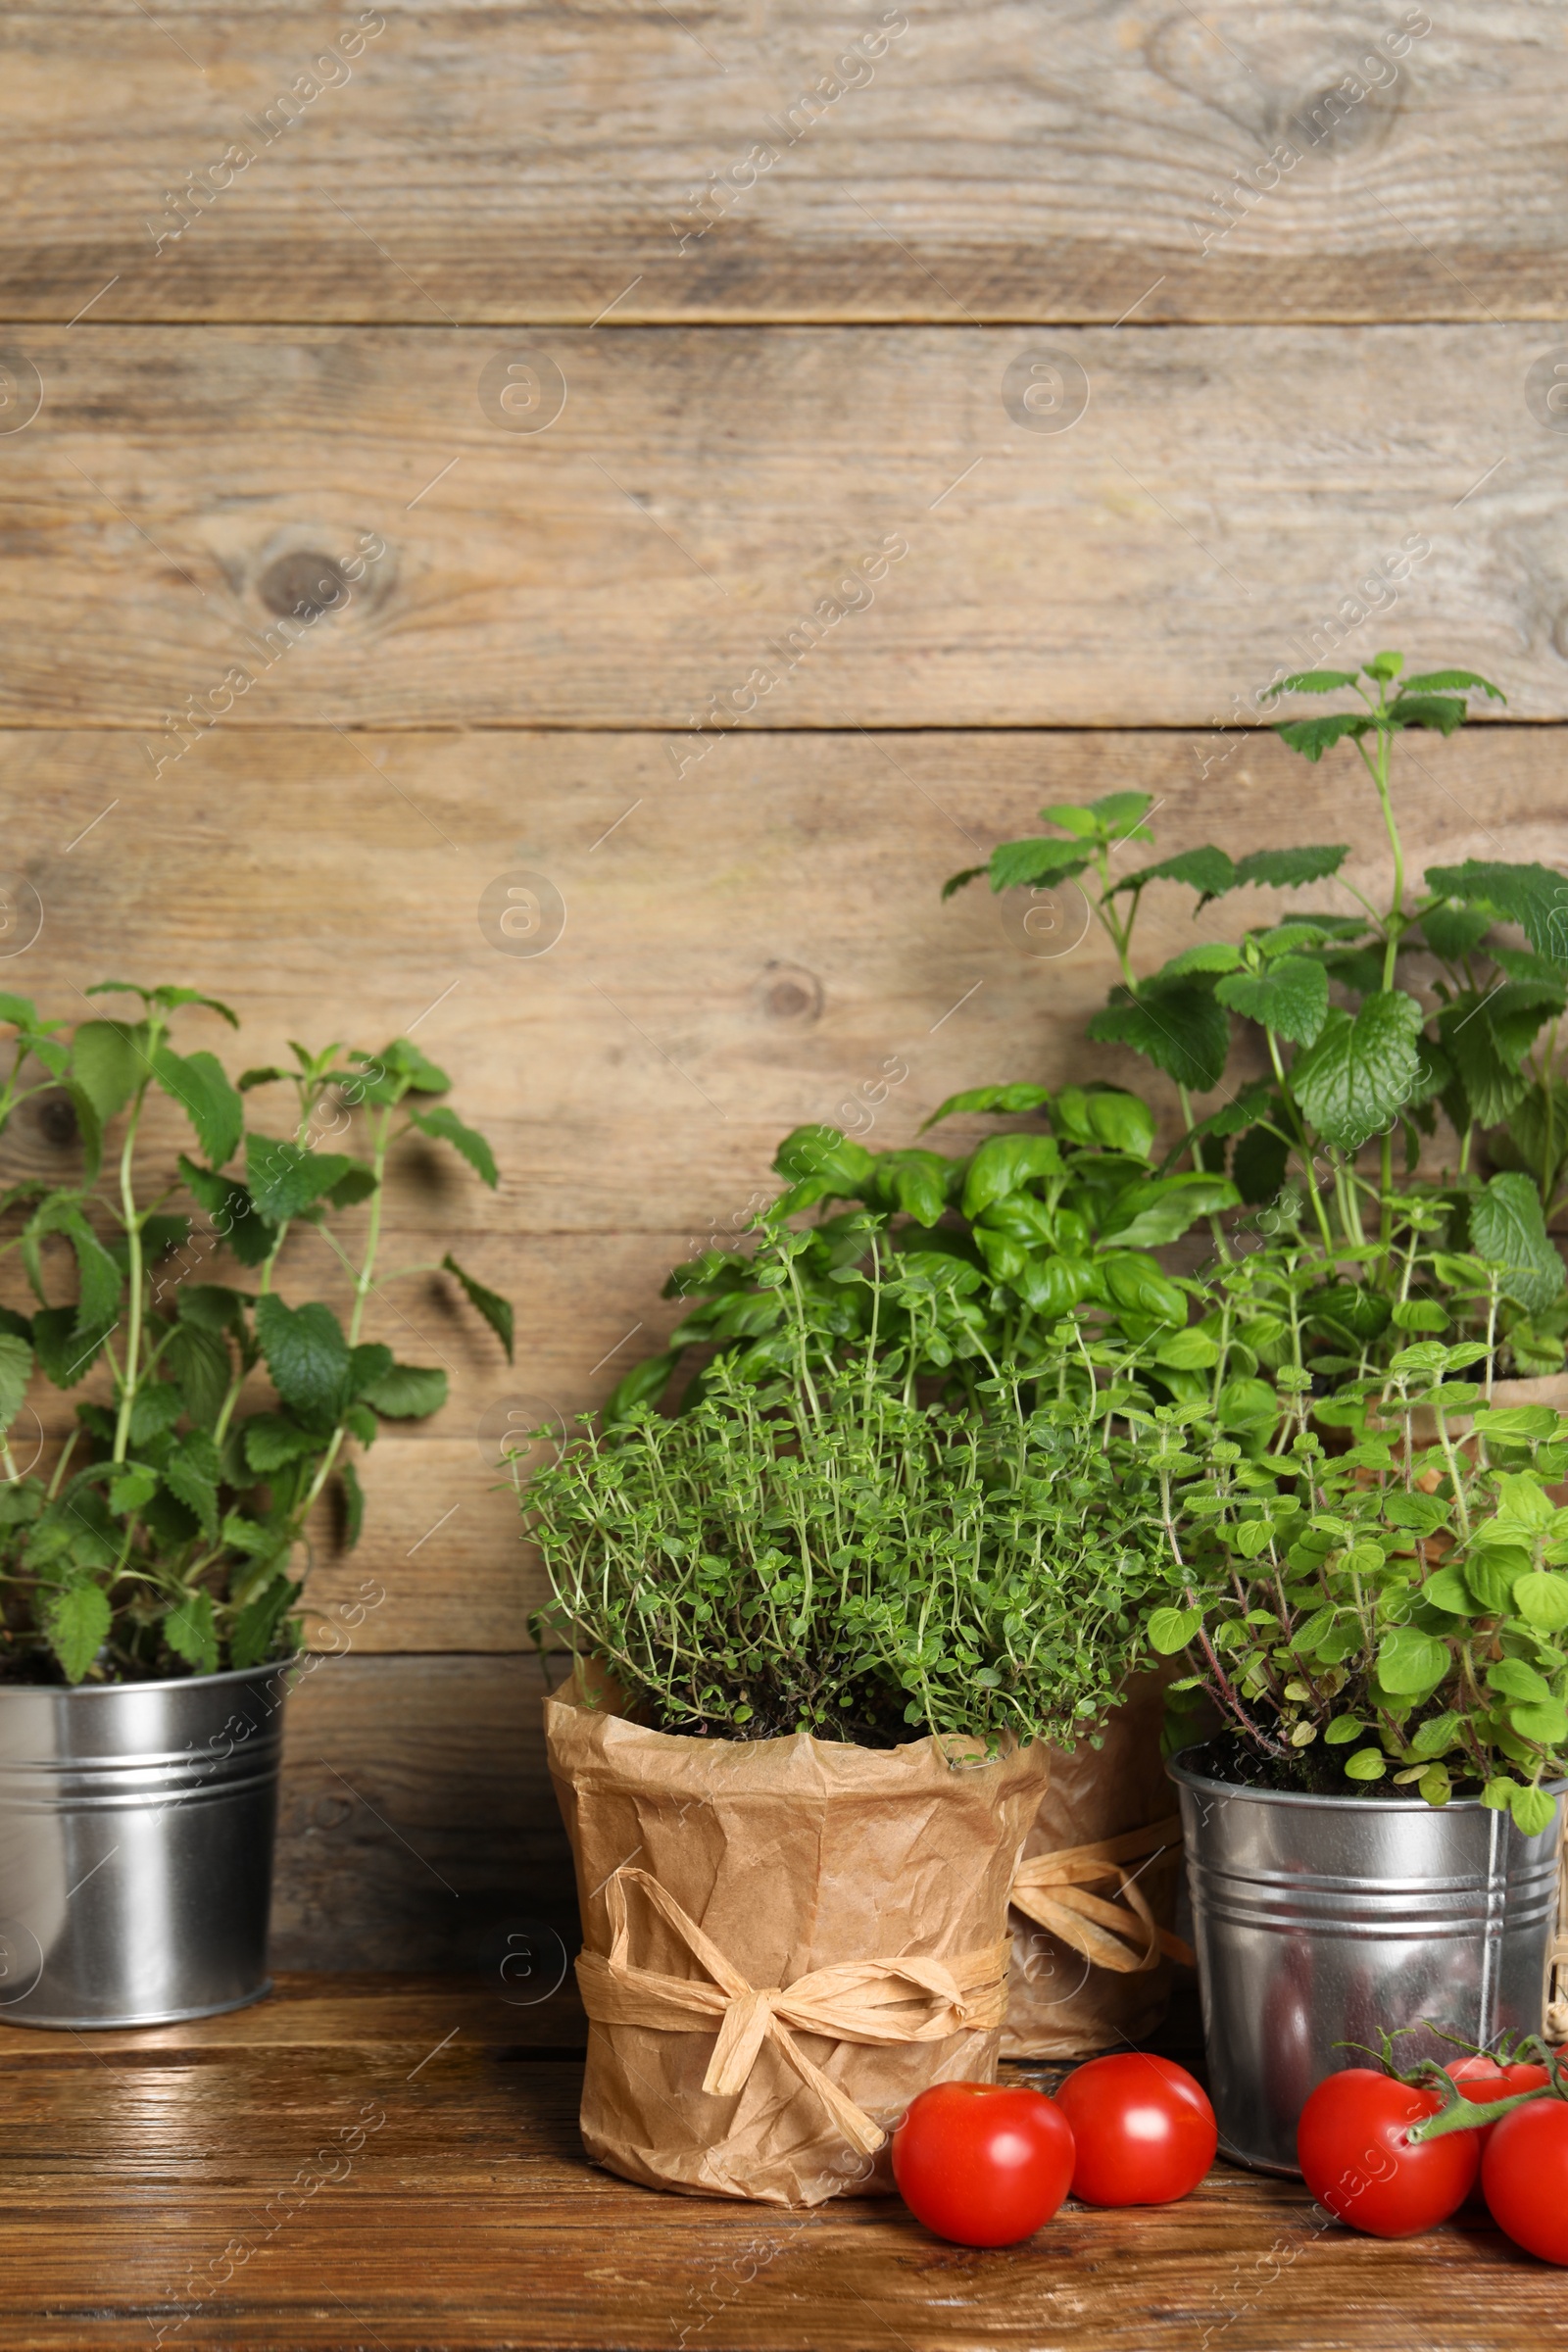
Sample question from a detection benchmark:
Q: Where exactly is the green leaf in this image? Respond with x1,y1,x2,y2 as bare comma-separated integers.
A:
339,1460,365,1551
1424,862,1568,963
152,1046,243,1169
241,1414,322,1475
1112,846,1236,902
176,1284,250,1339
1087,979,1230,1093
1234,846,1350,892
1489,1656,1552,1704
1156,943,1244,978
0,1333,31,1436
70,1020,146,1123
1509,1699,1568,1745
236,1066,288,1093
1410,1712,1461,1759
960,1134,1061,1219
327,1163,378,1209
29,1305,113,1389
920,1084,1052,1131
163,1323,231,1431
985,838,1093,892
1399,670,1505,702
604,1350,677,1427
360,1362,448,1420
254,1295,351,1419
229,1574,298,1670
43,1580,110,1684
408,1105,499,1190
1419,901,1495,961
351,1040,452,1103
1386,693,1468,736
441,1253,514,1361
1273,713,1372,761
1344,1746,1388,1781
1102,1174,1239,1250
1291,992,1425,1152
1148,1606,1201,1654
246,1136,356,1225
1262,669,1360,696
1083,1093,1156,1159
162,1434,221,1539
1324,1714,1366,1744
1377,1626,1450,1694
1215,956,1329,1048
1475,1405,1566,1450
1471,1172,1566,1316
772,1126,874,1195
178,1157,279,1268
164,1589,220,1676
1510,1783,1559,1837
108,1463,158,1514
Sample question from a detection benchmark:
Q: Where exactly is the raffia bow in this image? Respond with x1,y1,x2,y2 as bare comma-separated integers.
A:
575,1865,1011,2156
1010,1814,1195,1975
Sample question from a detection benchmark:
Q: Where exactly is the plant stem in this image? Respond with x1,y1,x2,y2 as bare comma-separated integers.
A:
111,1083,150,1465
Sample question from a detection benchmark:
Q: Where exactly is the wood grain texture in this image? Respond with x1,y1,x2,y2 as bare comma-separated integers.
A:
272,1653,578,1971
0,1987,1557,2350
7,4,1568,325
1,722,1562,1645
2,326,1567,725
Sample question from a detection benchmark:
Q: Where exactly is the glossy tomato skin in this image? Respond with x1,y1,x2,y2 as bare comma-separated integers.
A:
1445,2055,1551,2149
1054,2054,1216,2207
1297,2070,1479,2237
1483,2096,1568,2264
892,2082,1074,2247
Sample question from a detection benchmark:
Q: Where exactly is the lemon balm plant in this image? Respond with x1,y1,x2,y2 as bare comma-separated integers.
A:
0,984,513,1686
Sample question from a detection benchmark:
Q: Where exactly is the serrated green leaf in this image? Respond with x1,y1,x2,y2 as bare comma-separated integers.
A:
1387,693,1468,736
70,1021,146,1123
254,1295,351,1418
245,1136,356,1225
1112,846,1236,902
439,1252,514,1362
108,1463,158,1514
1510,1783,1559,1836
0,1332,31,1437
1156,942,1245,979
1262,670,1360,696
162,1434,221,1539
1235,846,1351,892
985,838,1094,892
163,1322,230,1431
1088,979,1230,1093
1471,1172,1566,1316
1292,992,1424,1152
360,1362,447,1420
339,1459,365,1551
152,1045,243,1170
1216,956,1329,1047
1273,713,1373,760
241,1413,322,1475
229,1574,298,1671
44,1580,110,1684
164,1588,220,1675
408,1104,499,1190
29,1305,113,1389
1400,669,1505,702
1424,861,1568,963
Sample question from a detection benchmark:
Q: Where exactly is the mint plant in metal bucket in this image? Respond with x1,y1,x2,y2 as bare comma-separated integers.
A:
0,985,511,2027
1147,1293,1568,2174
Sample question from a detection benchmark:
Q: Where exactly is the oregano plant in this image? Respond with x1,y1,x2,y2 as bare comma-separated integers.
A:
0,986,513,1684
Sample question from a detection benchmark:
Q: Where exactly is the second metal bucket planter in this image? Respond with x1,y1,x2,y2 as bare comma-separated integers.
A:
0,1662,289,2028
1169,1746,1564,2175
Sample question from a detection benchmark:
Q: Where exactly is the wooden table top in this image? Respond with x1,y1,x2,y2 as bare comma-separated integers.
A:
0,1975,1558,2352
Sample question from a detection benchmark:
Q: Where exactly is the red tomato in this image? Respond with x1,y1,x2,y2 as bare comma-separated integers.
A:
1483,2095,1568,2263
1297,2070,1479,2237
1054,2054,1215,2207
891,2081,1074,2247
1446,2053,1552,2150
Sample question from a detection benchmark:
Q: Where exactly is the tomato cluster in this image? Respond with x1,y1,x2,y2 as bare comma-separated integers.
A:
890,2056,1216,2247
1297,2055,1568,2262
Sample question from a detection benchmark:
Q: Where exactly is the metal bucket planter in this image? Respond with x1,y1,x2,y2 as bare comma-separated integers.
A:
1169,1747,1565,2175
0,1663,288,2028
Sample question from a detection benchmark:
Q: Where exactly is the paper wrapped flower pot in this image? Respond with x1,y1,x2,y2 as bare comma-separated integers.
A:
1003,1669,1192,2059
546,1685,1048,2206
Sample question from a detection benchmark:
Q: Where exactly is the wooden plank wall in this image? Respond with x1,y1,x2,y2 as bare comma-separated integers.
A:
4,0,1566,1966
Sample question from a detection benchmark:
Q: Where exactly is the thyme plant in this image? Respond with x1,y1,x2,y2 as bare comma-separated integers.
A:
526,1220,1172,1750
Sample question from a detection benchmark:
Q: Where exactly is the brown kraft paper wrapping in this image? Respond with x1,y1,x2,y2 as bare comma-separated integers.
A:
1003,1669,1187,2060
546,1686,1049,2207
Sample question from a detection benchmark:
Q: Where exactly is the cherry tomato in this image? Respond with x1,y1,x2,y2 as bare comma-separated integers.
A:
1483,2095,1568,2263
1054,2054,1215,2206
891,2081,1074,2247
1297,2069,1479,2236
1445,2053,1552,2149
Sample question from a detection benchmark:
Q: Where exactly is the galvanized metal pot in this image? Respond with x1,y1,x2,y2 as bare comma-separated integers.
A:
1169,1746,1564,2176
0,1662,288,2028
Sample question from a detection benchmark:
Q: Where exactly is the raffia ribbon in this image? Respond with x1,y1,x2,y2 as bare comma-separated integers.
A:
1010,1814,1196,1975
575,1865,1011,2157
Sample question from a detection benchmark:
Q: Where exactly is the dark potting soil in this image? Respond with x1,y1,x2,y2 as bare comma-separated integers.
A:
650,1679,918,1748
1177,1730,1483,1801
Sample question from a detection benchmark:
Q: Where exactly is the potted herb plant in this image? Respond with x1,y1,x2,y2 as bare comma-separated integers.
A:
0,985,511,2027
1145,1283,1568,2172
522,1217,1172,2205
